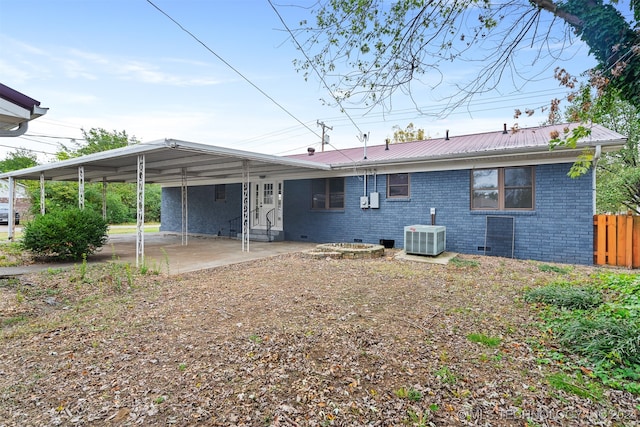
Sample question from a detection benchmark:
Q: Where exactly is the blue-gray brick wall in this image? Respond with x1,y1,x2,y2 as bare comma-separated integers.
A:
160,163,594,265
161,184,242,236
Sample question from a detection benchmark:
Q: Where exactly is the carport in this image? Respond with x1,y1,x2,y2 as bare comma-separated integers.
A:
0,139,330,266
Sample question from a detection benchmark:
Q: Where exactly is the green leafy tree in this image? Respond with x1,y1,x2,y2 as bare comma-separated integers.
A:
37,128,161,223
1,149,41,208
294,0,640,112
0,148,38,172
57,128,137,160
565,86,640,213
33,182,161,223
392,123,425,143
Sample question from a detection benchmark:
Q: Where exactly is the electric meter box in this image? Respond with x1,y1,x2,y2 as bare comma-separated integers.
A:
369,192,380,208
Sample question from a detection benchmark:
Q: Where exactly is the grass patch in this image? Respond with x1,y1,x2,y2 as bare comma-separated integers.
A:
524,282,602,310
0,232,23,241
449,257,479,268
249,333,263,344
107,224,160,235
467,332,501,347
557,315,640,365
525,273,640,394
434,366,457,384
547,372,604,400
1,315,28,328
0,241,27,267
394,386,423,402
538,264,572,274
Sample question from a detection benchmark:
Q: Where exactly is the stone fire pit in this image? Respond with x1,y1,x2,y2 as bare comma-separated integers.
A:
303,242,385,259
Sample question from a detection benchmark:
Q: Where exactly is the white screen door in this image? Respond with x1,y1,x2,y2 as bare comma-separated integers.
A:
252,180,282,230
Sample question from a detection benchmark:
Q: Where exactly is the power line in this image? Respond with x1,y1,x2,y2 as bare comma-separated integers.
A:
145,0,321,140
37,117,85,130
0,142,55,156
268,0,365,137
25,133,86,141
20,135,68,147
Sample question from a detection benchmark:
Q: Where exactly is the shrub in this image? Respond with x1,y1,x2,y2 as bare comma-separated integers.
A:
22,208,108,261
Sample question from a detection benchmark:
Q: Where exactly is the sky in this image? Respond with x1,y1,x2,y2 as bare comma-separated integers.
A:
0,0,598,163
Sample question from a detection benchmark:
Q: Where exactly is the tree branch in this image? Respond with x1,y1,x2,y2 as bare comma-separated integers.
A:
530,0,583,28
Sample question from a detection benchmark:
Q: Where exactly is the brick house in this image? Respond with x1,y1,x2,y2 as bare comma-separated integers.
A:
0,122,626,265
0,179,30,217
160,123,626,265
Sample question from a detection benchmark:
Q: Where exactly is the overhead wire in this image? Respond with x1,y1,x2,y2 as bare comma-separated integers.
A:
0,141,55,156
268,0,364,136
1,81,573,161
145,0,321,140
3,2,614,160
268,0,362,164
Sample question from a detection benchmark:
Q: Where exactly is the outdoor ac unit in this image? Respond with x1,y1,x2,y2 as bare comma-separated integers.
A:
404,225,446,256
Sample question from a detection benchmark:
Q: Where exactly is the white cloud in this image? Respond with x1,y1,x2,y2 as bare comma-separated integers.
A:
115,61,221,86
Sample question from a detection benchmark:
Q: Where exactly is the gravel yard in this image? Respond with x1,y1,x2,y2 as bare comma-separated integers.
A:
1,250,638,426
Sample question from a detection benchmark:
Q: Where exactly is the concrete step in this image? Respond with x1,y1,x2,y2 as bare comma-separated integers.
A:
234,229,284,242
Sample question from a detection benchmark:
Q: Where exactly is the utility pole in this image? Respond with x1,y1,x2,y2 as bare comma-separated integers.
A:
317,120,332,152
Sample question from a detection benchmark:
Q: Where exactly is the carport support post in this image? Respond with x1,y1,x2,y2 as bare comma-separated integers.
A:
78,166,85,210
39,172,45,215
7,177,15,240
102,178,107,220
136,154,145,267
181,168,188,246
242,160,249,252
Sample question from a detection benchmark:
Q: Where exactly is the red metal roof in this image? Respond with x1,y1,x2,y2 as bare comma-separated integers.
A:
288,123,626,166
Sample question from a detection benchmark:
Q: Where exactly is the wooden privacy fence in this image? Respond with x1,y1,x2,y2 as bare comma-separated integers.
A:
593,214,640,268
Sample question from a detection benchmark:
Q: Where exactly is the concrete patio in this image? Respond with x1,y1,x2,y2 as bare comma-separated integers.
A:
0,232,317,277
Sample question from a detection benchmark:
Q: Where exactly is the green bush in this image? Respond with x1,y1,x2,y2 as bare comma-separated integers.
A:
22,209,108,261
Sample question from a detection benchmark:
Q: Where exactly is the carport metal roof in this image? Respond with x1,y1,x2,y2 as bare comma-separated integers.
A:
0,139,332,266
0,139,331,184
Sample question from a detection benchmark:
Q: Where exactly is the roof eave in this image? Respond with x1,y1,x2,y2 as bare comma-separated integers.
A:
329,137,627,169
165,139,332,171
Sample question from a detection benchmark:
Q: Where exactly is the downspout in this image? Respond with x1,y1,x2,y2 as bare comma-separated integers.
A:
0,121,28,137
593,145,601,215
363,170,367,197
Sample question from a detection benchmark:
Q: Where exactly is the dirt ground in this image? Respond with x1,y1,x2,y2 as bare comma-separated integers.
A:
1,250,639,426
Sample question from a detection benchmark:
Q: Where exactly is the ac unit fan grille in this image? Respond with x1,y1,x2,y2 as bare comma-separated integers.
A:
404,225,446,256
